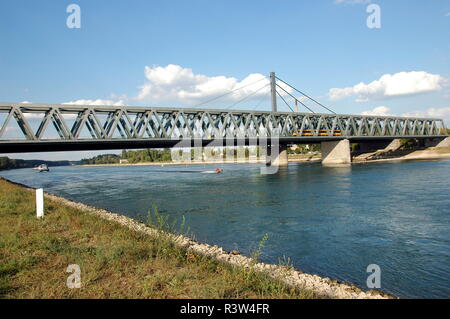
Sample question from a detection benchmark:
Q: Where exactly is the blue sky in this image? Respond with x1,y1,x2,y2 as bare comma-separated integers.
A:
1,0,449,160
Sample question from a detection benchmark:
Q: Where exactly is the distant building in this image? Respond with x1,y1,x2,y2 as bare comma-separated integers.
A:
119,159,129,164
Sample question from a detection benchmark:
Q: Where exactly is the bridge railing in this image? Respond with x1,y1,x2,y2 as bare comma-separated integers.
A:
0,103,447,141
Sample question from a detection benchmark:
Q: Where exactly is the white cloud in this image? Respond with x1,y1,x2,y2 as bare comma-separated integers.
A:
18,99,125,122
361,106,450,126
403,107,450,123
361,106,392,116
329,71,447,102
446,12,450,16
135,64,290,106
359,105,450,124
23,113,44,119
62,99,126,106
19,65,293,110
4,127,17,133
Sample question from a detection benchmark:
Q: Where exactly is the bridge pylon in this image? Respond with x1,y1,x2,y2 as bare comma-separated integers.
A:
270,72,277,112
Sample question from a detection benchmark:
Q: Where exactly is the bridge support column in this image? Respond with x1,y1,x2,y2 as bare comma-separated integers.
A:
276,144,289,167
266,144,288,167
321,139,351,165
425,137,450,148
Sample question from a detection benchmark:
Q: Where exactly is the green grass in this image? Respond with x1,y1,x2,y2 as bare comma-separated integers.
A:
0,178,317,299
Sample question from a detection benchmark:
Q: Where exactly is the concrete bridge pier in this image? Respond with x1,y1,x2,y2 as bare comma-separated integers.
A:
266,144,289,167
321,139,351,165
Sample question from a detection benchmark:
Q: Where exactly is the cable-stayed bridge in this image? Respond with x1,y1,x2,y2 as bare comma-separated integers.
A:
1,73,448,164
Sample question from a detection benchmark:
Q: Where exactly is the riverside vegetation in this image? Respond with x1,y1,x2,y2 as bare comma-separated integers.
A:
81,146,320,165
0,178,317,299
0,157,74,171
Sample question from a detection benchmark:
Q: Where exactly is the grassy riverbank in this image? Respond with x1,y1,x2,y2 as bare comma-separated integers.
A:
0,178,316,299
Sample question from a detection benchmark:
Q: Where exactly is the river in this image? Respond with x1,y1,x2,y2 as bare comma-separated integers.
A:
1,159,449,298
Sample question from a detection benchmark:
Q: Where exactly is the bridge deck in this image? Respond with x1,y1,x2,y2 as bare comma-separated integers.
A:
0,103,447,153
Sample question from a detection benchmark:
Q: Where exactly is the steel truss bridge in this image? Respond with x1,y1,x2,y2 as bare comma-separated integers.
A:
0,102,447,153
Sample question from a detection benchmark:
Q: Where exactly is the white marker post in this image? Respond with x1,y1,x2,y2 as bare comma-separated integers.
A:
36,188,44,218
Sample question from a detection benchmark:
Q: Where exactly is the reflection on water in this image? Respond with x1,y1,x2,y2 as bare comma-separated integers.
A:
1,159,450,298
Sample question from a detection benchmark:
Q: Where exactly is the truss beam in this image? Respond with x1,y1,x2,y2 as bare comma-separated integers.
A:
0,103,447,151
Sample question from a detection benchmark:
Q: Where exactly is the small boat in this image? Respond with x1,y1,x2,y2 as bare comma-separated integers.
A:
201,168,223,174
32,164,49,172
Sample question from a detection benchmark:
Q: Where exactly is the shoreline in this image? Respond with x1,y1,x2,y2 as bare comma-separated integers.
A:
3,150,449,172
1,177,392,299
80,156,322,168
353,148,450,164
80,149,450,168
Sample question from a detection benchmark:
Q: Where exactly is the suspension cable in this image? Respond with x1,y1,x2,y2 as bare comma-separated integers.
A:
275,76,336,114
225,83,270,110
192,77,266,108
276,84,315,113
250,91,270,110
276,91,295,113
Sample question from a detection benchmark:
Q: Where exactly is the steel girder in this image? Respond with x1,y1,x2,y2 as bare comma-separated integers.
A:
0,103,447,143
